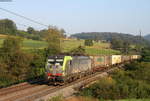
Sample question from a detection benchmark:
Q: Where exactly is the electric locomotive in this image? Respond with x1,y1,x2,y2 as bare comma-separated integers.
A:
45,55,92,84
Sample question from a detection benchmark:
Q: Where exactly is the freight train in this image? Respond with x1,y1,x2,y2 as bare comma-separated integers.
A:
45,55,140,84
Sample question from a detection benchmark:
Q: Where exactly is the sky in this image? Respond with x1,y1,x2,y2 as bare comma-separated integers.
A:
0,0,150,35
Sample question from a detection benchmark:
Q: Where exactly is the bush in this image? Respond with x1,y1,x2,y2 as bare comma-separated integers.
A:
0,36,45,87
80,77,118,100
27,49,46,80
79,62,150,100
70,46,85,55
84,39,93,46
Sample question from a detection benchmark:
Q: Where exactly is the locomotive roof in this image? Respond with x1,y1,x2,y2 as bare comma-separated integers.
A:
48,55,65,59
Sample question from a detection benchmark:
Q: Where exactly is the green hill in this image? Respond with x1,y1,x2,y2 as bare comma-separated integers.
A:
71,32,150,46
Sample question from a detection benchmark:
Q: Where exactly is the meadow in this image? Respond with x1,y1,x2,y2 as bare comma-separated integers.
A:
0,35,120,55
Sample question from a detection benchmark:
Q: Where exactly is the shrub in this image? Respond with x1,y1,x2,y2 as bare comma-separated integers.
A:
84,39,93,46
79,62,150,100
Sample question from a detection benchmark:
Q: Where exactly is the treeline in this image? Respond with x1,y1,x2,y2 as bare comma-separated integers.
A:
110,38,143,54
0,26,64,87
79,48,150,100
0,19,66,40
71,32,150,46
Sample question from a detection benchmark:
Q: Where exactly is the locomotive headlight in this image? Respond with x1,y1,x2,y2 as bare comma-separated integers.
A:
47,73,52,76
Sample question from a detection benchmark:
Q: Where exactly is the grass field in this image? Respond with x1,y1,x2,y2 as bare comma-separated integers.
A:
118,99,150,101
85,48,120,55
22,39,48,49
0,35,120,55
61,39,120,55
61,39,84,52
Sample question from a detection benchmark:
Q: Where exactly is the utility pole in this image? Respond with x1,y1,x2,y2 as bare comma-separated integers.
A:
139,29,142,40
139,29,142,54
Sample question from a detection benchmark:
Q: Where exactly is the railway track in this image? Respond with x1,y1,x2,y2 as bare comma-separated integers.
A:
0,79,44,96
0,67,118,101
0,79,46,101
0,82,28,93
1,85,55,101
0,83,36,96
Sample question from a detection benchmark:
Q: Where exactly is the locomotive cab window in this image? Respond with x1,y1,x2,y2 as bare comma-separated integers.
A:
48,59,55,65
47,59,63,66
56,59,63,66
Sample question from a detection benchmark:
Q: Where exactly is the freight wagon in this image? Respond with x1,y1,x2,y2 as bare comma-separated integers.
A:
131,55,140,60
91,55,122,67
91,55,111,68
121,55,131,62
45,55,140,84
111,55,122,65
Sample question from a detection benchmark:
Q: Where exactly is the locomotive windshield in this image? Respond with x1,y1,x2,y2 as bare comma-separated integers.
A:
46,58,64,70
48,59,63,66
46,58,64,75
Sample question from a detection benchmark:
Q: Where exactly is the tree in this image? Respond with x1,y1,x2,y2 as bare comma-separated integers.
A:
122,42,130,54
27,27,35,34
0,19,17,35
111,38,123,50
28,51,45,79
0,36,32,81
2,36,22,54
70,46,85,55
60,28,66,34
45,26,62,56
39,29,48,37
110,38,131,54
84,39,93,46
141,47,150,62
59,28,66,38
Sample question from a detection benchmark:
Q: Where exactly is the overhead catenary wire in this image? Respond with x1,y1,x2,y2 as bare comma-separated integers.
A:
16,22,45,30
0,7,49,27
0,14,28,28
16,23,29,28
